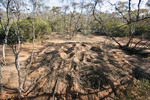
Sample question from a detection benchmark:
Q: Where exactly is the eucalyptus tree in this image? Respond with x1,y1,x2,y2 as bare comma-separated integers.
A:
61,5,69,33
82,2,94,35
43,6,50,20
0,4,3,93
73,1,85,34
0,0,27,94
0,0,12,64
9,0,26,93
69,2,78,35
0,0,47,95
22,0,40,91
50,6,62,32
0,0,13,94
93,0,150,52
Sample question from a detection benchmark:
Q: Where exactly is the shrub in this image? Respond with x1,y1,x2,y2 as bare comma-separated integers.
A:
19,17,33,42
0,26,5,43
116,79,150,99
107,22,129,37
0,17,52,43
19,17,52,42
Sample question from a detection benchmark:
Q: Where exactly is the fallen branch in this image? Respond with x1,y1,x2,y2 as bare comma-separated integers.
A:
48,79,58,100
134,39,143,48
23,74,39,96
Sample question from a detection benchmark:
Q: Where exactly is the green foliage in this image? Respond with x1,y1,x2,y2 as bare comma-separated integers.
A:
91,19,150,38
34,18,52,40
91,21,105,35
135,20,150,39
0,25,4,42
19,18,33,42
50,19,64,32
116,79,150,100
0,19,14,43
107,22,129,37
8,23,19,43
19,17,52,42
90,21,129,37
0,17,52,43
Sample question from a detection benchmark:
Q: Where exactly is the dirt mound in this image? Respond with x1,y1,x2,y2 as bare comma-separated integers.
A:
23,42,136,99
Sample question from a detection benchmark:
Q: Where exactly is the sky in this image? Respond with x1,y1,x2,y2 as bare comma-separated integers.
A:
0,0,148,13
47,0,148,12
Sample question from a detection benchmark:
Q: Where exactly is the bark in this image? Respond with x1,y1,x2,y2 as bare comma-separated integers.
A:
0,61,3,93
2,0,11,64
0,0,11,94
128,0,132,23
2,43,5,64
136,0,141,21
10,10,22,93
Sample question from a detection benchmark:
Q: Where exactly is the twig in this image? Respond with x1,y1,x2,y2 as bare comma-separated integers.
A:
109,2,129,23
23,74,39,95
136,0,141,21
48,79,58,100
52,79,58,100
134,39,143,48
128,0,132,22
23,5,36,88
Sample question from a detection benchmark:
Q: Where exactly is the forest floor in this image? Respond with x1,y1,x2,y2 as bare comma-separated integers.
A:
0,34,150,99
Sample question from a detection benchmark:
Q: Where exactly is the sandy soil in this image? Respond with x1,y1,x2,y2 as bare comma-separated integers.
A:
0,34,149,99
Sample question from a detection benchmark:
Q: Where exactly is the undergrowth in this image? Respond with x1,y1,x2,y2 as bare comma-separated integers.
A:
116,79,150,100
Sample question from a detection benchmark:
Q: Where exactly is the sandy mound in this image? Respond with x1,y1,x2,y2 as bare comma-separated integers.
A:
23,42,136,99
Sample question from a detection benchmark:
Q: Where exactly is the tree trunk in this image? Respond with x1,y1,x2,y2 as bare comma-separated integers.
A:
0,61,3,93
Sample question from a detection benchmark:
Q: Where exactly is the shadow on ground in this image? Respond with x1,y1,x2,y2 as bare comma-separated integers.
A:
1,42,150,99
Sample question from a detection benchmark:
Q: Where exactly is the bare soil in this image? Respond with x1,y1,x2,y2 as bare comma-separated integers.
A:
0,34,150,99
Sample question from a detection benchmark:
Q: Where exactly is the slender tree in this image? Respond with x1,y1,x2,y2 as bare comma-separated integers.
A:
93,0,150,52
0,0,12,64
0,0,12,94
23,0,39,90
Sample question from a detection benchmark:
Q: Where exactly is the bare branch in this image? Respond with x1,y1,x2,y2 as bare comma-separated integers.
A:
109,2,129,23
48,79,58,100
22,74,39,94
74,2,84,34
134,39,143,48
130,16,150,23
92,1,122,47
128,0,131,22
23,0,36,88
136,0,141,21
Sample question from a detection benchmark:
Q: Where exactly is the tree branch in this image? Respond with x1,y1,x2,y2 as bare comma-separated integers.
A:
92,1,122,47
136,0,141,21
109,2,129,23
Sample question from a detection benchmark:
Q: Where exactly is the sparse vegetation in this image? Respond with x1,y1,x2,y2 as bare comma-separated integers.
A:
117,79,150,100
0,0,150,99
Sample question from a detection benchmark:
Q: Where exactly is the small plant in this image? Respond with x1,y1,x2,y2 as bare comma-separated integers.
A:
116,79,150,100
